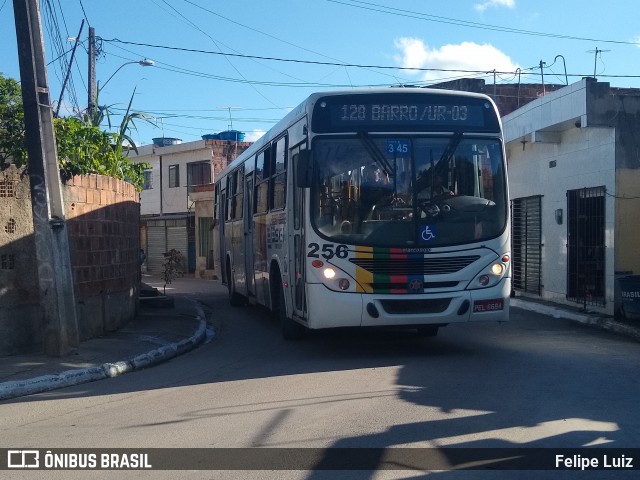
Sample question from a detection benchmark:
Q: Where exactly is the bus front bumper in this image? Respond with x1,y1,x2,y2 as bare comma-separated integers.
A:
306,278,510,329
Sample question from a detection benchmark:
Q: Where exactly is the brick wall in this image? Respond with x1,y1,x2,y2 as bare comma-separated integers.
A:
64,174,140,298
0,168,141,354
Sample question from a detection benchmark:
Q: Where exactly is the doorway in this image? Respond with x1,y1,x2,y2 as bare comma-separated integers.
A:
567,187,605,307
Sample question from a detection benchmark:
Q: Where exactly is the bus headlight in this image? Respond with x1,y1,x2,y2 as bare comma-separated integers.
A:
468,254,510,290
491,263,504,275
310,260,361,292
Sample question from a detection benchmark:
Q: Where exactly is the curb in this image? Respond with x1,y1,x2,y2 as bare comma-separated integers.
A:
510,298,640,341
0,304,208,402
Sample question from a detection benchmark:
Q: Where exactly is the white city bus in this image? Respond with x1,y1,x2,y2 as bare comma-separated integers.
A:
213,88,510,339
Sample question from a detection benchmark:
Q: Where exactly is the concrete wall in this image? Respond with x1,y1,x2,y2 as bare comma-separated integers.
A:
0,166,40,354
0,167,140,355
507,125,616,310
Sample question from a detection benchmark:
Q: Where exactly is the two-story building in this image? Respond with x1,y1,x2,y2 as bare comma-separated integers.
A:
130,133,252,276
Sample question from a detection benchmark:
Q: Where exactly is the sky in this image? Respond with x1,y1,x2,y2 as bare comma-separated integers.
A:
2,0,640,147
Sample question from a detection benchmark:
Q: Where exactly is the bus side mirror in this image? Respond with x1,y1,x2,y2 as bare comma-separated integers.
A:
295,150,314,188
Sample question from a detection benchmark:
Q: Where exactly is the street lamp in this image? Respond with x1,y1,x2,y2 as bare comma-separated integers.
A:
99,59,155,91
88,58,154,118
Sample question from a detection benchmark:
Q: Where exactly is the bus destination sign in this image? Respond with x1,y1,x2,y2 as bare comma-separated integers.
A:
312,94,498,132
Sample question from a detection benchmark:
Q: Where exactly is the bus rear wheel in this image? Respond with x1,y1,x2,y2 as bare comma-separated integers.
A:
226,260,244,307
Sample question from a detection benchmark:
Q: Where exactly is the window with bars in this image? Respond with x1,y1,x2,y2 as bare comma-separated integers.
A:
1,254,15,270
0,179,16,198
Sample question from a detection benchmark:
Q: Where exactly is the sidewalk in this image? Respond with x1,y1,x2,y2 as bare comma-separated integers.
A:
0,274,210,401
510,295,640,341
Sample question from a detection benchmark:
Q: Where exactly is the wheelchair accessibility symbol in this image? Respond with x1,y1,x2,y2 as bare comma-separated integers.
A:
420,225,436,242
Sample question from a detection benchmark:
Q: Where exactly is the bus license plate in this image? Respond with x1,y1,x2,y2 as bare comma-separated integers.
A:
473,299,504,312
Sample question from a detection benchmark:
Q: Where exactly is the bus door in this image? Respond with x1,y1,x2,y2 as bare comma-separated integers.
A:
230,168,246,293
244,171,255,298
290,146,306,319
219,186,227,284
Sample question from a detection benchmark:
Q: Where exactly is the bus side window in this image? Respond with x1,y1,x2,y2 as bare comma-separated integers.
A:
234,166,244,219
255,150,269,214
225,174,235,222
272,136,287,210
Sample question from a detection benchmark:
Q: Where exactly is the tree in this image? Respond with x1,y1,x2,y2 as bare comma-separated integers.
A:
0,73,150,190
54,117,149,190
161,249,184,295
0,73,27,168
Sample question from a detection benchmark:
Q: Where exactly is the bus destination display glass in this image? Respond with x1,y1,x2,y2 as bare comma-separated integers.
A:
312,93,498,133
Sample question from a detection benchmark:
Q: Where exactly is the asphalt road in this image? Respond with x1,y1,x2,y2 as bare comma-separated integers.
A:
2,282,640,479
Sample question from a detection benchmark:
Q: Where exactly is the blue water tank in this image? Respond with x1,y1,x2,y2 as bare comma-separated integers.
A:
217,130,245,142
152,137,182,147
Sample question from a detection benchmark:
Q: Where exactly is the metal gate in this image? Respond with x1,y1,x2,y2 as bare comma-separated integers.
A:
567,187,605,307
147,223,166,274
511,196,542,295
145,218,188,275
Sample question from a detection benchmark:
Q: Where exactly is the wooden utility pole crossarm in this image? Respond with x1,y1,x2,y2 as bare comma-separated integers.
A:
13,0,79,356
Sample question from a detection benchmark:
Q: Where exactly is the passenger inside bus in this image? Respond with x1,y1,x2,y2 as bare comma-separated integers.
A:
359,165,393,221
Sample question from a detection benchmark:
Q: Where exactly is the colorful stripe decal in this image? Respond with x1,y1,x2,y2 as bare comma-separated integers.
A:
354,246,426,294
355,246,373,293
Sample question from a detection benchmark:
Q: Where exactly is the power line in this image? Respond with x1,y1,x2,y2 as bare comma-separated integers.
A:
327,0,640,46
101,38,640,80
156,0,281,109
180,0,410,84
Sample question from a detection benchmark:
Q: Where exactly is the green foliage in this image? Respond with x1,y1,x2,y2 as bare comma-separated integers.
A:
0,73,152,190
54,117,149,190
0,73,27,167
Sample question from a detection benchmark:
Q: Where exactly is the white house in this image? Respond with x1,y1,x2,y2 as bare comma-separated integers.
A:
503,77,640,317
130,134,252,275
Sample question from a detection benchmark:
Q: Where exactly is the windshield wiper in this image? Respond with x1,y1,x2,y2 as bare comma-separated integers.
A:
357,132,394,178
438,132,463,166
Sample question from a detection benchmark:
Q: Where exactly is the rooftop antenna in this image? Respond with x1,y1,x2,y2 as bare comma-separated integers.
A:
219,106,241,131
219,106,241,160
587,47,610,80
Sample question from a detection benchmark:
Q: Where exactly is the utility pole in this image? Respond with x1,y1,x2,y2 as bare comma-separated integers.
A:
87,26,97,119
55,19,84,117
13,0,79,356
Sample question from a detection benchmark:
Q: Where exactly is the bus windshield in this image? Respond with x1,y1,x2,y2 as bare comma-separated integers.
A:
311,135,507,248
